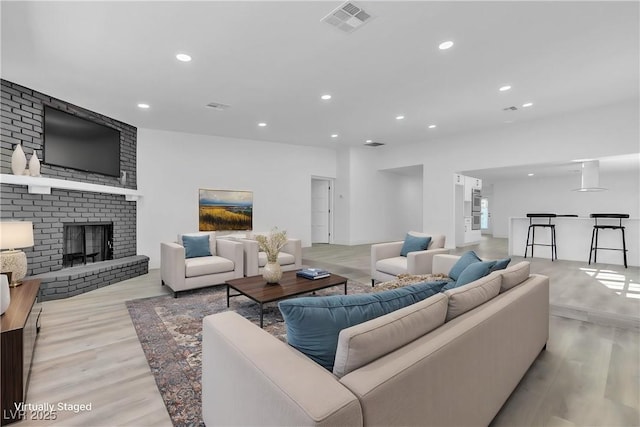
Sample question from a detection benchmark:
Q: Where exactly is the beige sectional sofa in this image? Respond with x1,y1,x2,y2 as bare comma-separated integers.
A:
202,254,549,426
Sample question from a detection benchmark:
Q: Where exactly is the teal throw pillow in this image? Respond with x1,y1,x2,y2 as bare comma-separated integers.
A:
490,258,511,272
448,250,482,281
182,235,212,259
443,260,497,290
278,280,448,370
400,234,432,257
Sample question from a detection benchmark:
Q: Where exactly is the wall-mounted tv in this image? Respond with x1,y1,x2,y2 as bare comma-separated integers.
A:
43,106,121,177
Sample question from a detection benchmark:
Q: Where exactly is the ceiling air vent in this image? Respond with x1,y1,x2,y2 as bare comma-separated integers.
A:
322,2,373,33
364,141,385,147
503,106,518,111
206,102,231,111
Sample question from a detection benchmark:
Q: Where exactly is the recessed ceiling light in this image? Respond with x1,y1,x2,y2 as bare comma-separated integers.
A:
438,41,454,50
522,102,533,108
258,122,267,127
176,53,192,62
365,139,372,143
428,124,437,129
396,115,405,120
137,103,150,109
528,173,535,176
321,94,332,100
331,134,338,138
499,85,512,92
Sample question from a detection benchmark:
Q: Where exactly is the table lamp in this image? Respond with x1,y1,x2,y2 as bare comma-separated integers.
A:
0,221,34,287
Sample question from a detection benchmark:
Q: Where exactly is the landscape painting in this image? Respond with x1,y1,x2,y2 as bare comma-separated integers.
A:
199,189,253,231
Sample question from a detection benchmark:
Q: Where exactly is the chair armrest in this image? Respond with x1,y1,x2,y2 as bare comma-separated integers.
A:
431,254,461,276
216,238,244,278
283,238,302,268
202,312,362,427
406,248,450,275
160,242,186,288
239,239,260,276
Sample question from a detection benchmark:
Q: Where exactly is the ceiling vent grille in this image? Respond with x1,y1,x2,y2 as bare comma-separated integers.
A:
364,141,385,147
206,102,231,111
503,106,518,111
322,2,373,33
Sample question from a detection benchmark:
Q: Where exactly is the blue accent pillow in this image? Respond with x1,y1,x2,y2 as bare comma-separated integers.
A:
278,280,448,370
182,235,212,258
490,258,511,272
448,250,482,281
443,260,497,290
400,234,432,257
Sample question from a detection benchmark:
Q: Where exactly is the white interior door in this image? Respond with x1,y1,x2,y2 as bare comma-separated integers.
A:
311,179,331,243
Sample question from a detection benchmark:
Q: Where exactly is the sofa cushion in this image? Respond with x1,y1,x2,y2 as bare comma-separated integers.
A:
448,250,482,281
333,292,448,378
179,232,217,256
278,280,449,371
400,234,432,257
185,255,234,277
375,256,408,276
444,260,497,289
500,261,531,292
490,257,511,272
444,272,502,321
182,234,212,258
258,251,296,267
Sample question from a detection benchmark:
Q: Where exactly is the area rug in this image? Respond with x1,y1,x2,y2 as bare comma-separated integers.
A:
126,280,372,427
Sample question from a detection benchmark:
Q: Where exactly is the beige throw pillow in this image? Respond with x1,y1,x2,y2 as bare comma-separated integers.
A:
500,261,530,292
444,272,502,321
332,293,448,378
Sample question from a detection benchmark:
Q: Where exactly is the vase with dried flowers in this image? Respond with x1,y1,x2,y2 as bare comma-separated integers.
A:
255,227,288,283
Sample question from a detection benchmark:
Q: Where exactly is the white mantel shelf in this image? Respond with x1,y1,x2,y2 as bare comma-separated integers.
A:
0,174,142,201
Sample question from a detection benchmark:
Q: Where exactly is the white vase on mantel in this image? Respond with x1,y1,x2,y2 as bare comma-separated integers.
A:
11,143,27,175
28,150,41,177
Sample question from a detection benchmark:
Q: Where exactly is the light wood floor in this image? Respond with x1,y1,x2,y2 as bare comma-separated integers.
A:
18,240,640,426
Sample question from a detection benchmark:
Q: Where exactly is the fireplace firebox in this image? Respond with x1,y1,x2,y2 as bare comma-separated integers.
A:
63,222,114,267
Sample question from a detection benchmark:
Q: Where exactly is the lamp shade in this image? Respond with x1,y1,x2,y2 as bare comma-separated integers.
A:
0,221,34,250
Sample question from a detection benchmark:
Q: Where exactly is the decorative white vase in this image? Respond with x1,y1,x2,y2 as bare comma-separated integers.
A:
28,150,41,177
0,274,10,315
262,261,283,284
11,143,27,175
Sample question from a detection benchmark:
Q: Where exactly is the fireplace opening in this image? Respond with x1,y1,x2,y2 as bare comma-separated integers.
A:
63,222,114,267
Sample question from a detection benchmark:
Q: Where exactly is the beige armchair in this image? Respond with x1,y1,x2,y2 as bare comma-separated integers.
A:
239,236,302,277
160,232,244,297
371,232,448,286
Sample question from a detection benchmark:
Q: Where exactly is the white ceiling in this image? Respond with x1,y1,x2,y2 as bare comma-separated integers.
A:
462,153,640,183
2,1,638,150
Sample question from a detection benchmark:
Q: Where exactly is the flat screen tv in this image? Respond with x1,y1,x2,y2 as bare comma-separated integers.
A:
43,106,121,177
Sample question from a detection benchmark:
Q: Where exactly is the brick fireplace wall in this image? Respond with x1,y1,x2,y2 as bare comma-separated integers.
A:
1,80,147,299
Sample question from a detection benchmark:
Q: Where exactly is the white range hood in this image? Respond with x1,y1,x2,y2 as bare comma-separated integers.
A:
573,160,607,192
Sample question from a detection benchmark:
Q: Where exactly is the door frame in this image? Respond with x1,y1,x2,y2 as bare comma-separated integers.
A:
311,176,334,244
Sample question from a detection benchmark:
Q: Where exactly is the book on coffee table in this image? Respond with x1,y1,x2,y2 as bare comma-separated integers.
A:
296,268,331,280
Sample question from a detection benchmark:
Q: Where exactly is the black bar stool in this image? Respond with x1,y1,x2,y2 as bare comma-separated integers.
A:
524,213,557,261
588,213,629,268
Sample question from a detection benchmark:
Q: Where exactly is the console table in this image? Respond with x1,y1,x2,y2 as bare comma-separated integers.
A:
1,279,42,426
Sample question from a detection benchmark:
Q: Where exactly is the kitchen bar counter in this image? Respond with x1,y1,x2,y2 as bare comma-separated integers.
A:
509,216,639,267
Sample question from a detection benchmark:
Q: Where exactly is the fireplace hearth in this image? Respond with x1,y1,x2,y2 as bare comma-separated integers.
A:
63,222,114,267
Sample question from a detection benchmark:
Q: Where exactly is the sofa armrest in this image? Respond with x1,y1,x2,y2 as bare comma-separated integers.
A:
283,238,302,269
160,242,186,288
239,239,260,277
216,238,244,278
202,312,363,426
431,254,461,276
371,241,403,272
407,248,450,275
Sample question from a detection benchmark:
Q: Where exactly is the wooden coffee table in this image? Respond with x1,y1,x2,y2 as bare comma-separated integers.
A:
226,270,348,327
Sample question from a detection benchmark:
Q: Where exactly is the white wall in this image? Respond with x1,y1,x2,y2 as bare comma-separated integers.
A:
137,129,336,268
380,170,423,240
490,170,640,238
342,100,640,247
